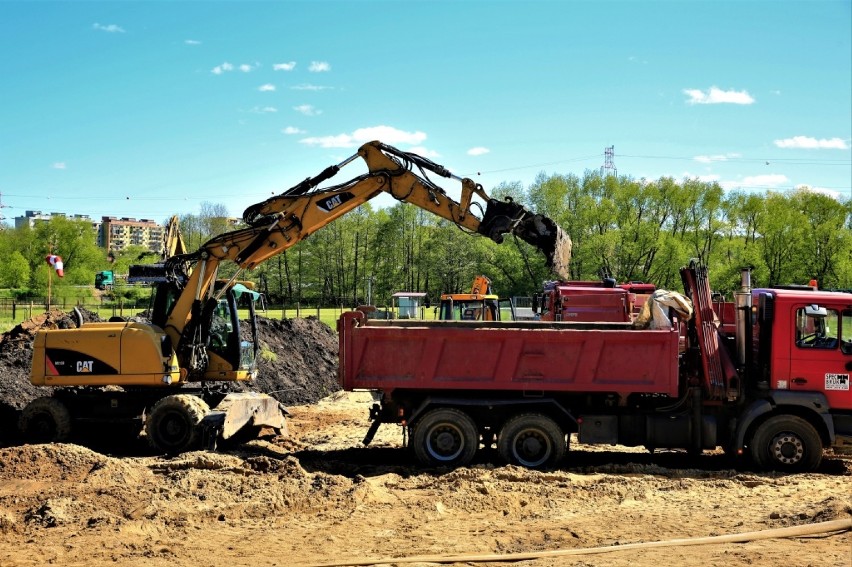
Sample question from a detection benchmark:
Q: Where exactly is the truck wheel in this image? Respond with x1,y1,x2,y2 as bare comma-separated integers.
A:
19,397,72,443
145,395,209,454
497,413,565,468
750,415,823,472
411,408,478,467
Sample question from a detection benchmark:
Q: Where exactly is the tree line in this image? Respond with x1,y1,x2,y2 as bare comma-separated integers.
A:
2,170,850,306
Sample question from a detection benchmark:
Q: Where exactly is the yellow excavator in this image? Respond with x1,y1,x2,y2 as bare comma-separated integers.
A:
22,140,571,453
438,275,502,321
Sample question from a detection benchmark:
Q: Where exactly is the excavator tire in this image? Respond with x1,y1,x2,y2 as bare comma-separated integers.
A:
19,396,72,443
145,394,210,454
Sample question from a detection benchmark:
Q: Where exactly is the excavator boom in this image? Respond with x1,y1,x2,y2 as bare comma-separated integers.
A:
160,141,571,368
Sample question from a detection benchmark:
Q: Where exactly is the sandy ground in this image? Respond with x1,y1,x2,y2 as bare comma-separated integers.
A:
0,391,849,567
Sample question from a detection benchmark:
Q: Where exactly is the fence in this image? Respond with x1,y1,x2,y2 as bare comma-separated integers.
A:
0,298,145,324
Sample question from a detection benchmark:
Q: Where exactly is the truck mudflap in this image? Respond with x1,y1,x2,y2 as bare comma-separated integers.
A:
201,392,289,442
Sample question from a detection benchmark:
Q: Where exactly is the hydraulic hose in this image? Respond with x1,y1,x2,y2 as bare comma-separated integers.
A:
302,517,851,567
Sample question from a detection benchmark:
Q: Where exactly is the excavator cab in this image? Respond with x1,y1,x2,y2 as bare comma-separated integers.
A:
439,297,500,321
205,283,261,376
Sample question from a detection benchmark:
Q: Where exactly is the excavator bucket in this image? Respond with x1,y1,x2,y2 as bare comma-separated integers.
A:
479,199,572,280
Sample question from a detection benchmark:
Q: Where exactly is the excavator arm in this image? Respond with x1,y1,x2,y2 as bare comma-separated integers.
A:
161,141,571,371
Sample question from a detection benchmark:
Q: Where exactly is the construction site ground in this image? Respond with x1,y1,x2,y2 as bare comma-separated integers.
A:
0,312,849,567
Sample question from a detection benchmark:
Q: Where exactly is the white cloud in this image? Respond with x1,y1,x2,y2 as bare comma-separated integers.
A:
300,125,427,148
51,162,67,170
683,87,755,105
247,106,277,114
681,171,721,183
408,146,440,158
774,136,849,150
291,84,332,91
308,61,331,72
693,153,741,163
300,134,353,148
185,39,201,45
93,23,125,33
258,84,276,92
273,62,297,71
211,62,234,75
211,62,257,74
293,104,321,116
796,184,843,199
282,126,306,135
467,147,490,156
741,174,788,187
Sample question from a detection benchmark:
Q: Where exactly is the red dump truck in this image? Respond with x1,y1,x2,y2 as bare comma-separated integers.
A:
338,264,852,471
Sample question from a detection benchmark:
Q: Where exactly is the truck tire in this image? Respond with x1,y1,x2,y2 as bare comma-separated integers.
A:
749,415,823,472
497,413,565,468
411,408,478,467
145,394,209,454
19,397,72,443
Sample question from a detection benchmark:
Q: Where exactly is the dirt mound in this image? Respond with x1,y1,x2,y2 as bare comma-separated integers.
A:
0,309,104,439
240,316,341,405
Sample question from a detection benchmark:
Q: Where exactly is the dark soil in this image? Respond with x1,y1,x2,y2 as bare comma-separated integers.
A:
231,316,341,405
0,309,340,443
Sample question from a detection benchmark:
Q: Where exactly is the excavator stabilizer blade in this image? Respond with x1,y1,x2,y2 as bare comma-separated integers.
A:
211,392,289,440
479,199,572,280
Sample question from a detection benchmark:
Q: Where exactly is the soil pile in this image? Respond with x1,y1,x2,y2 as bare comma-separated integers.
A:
231,316,341,406
0,309,105,439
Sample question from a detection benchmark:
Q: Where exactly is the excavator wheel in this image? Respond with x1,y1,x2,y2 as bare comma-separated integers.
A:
145,394,210,454
19,397,72,443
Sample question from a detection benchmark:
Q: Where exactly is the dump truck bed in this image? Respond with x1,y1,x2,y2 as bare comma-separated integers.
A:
338,312,681,397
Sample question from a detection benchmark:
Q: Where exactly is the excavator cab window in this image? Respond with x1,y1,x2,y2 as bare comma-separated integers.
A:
440,299,499,321
209,285,260,371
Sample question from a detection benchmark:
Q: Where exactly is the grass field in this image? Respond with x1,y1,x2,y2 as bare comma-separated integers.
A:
0,304,439,334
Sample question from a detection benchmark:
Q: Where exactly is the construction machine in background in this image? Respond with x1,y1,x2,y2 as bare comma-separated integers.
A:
535,278,657,323
438,275,503,321
22,141,572,453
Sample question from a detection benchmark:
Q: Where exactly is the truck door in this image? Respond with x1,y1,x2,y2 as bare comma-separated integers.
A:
788,305,852,410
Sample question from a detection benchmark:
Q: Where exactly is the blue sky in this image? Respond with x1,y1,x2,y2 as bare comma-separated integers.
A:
1,0,850,225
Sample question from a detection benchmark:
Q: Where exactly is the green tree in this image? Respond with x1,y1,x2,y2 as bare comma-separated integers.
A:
0,250,31,288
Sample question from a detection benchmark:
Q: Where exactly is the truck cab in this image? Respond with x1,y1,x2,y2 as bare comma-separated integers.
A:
755,288,852,417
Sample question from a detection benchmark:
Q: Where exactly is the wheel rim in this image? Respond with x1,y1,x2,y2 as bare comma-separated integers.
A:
769,432,804,465
157,411,193,448
511,428,552,468
29,413,58,441
425,422,466,462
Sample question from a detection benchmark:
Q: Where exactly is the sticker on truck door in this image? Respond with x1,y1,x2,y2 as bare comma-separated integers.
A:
825,373,850,390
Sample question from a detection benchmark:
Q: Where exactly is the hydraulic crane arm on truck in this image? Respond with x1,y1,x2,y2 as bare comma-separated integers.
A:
24,141,572,454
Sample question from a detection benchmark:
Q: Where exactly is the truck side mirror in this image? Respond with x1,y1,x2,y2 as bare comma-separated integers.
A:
532,295,539,314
